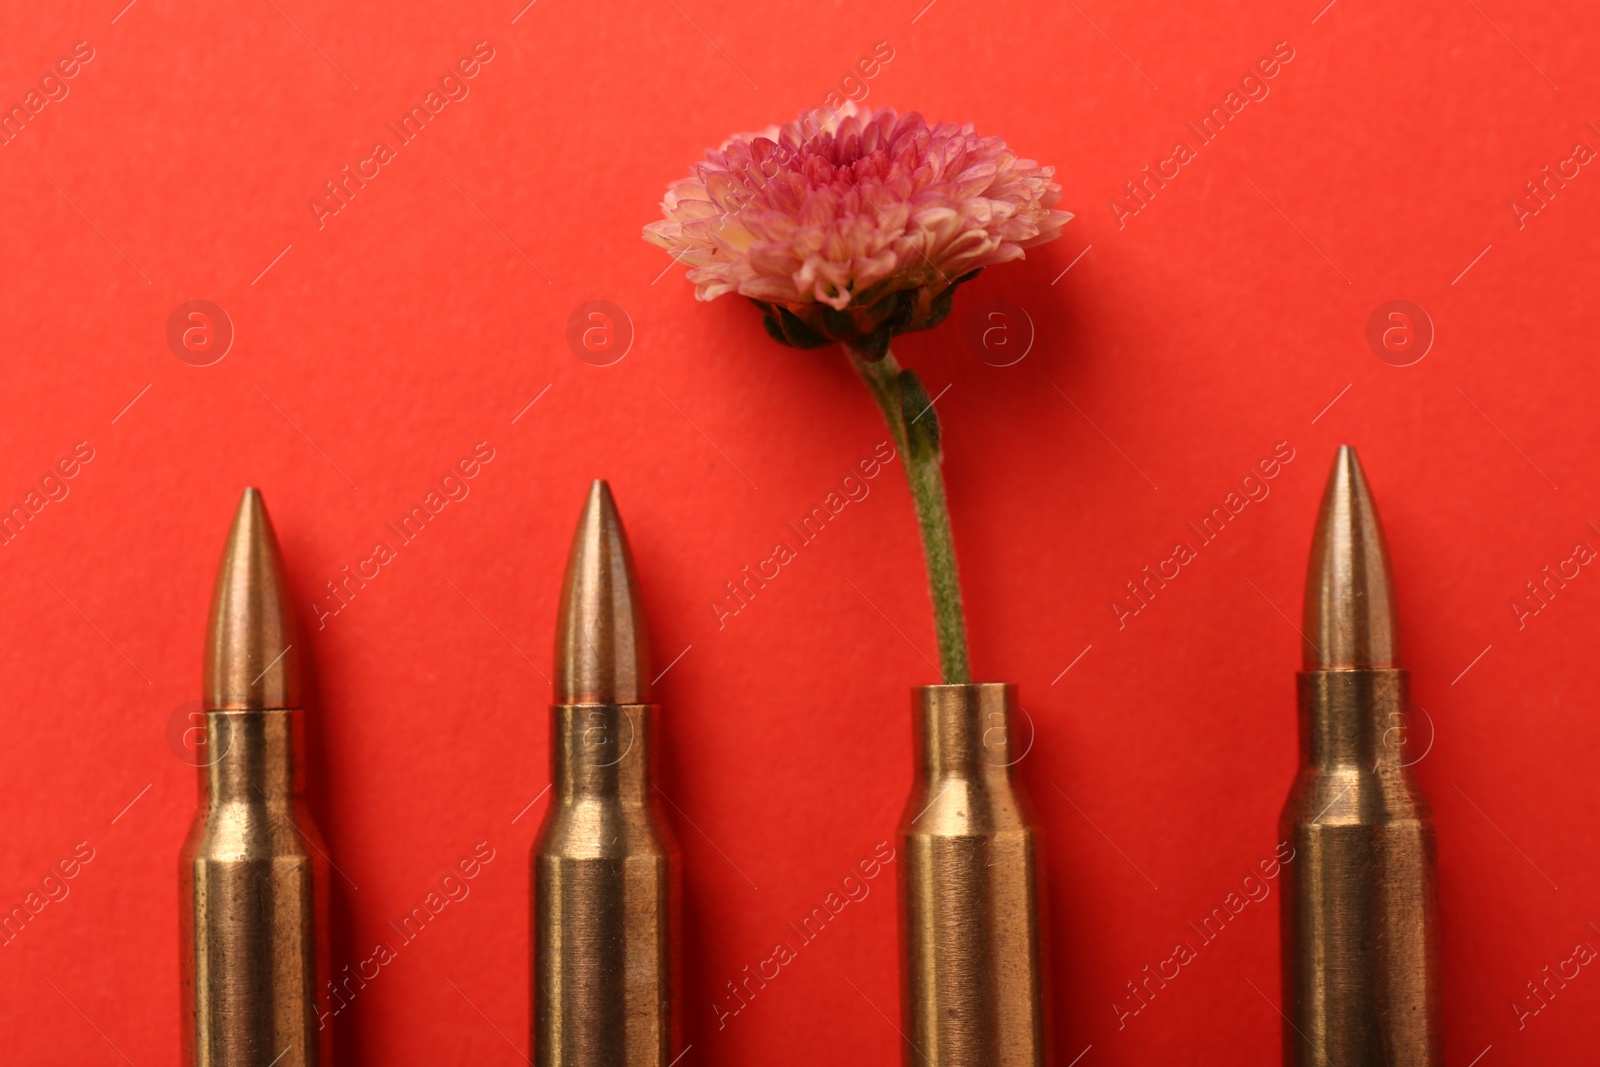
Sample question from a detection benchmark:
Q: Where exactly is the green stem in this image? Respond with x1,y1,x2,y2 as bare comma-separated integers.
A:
849,346,972,684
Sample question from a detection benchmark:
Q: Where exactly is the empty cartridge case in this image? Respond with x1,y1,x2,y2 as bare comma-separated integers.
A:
1279,446,1439,1066
180,488,333,1067
533,481,680,1067
899,682,1045,1067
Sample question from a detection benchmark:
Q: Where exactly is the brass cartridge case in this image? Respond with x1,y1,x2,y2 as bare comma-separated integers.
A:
1279,669,1438,1066
898,682,1045,1067
533,702,680,1067
1279,446,1439,1066
180,709,332,1066
181,487,331,1067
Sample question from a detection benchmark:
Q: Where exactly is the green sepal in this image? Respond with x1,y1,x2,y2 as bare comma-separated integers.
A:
923,269,981,332
849,329,892,362
753,300,832,349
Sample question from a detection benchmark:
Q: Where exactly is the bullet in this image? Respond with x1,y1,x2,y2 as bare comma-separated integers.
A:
534,481,680,1067
898,683,1046,1066
180,489,333,1066
1279,447,1439,1066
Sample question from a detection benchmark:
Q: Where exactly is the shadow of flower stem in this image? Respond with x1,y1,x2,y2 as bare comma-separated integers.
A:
848,344,971,684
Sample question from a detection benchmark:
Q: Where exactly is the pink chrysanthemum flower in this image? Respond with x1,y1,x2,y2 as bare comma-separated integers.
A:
644,103,1070,356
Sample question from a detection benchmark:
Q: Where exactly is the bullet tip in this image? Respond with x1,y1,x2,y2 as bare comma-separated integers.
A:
204,488,302,709
1303,446,1399,669
555,481,651,704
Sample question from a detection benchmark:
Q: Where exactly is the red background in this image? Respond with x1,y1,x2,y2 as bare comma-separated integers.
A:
2,0,1597,1063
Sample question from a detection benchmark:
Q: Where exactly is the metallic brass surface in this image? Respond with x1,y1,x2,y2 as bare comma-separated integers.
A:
204,487,302,709
1280,672,1438,1066
555,480,651,704
534,481,680,1067
534,704,679,1067
182,488,331,1067
1303,446,1398,670
1280,447,1438,1067
898,683,1044,1067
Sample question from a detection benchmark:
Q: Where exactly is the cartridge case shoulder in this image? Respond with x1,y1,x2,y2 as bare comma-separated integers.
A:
182,710,322,859
900,683,1034,833
531,702,679,862
535,703,679,856
183,800,324,862
179,709,332,1067
1279,668,1439,1067
533,701,680,1067
537,797,678,860
1281,765,1432,832
898,683,1045,1067
901,773,1033,839
1283,669,1430,825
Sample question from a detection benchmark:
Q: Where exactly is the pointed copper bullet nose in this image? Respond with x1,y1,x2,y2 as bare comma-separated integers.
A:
203,487,302,709
1302,446,1400,669
555,480,651,704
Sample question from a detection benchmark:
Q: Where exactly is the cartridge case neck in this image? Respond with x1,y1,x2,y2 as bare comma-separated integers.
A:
550,703,655,799
1282,667,1439,1065
535,703,679,1065
912,683,1019,782
201,708,305,803
900,682,1045,1067
1297,669,1408,768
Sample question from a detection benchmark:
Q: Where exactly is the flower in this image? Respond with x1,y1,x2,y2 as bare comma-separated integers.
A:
643,103,1070,357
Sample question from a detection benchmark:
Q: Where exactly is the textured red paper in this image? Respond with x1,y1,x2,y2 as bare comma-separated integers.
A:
2,0,1597,1063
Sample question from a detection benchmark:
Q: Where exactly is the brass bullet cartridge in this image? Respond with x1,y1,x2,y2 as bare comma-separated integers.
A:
899,682,1045,1067
180,488,333,1067
534,481,680,1067
1279,447,1439,1066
